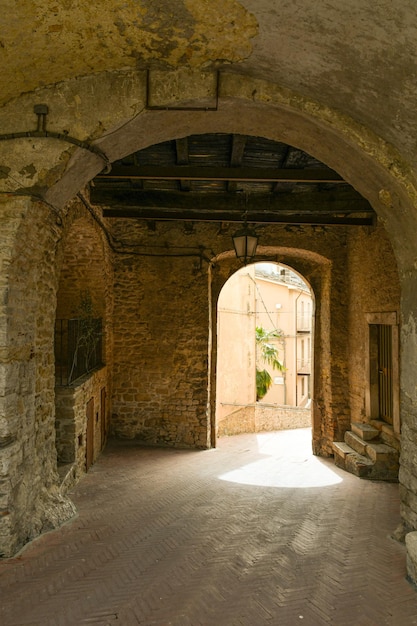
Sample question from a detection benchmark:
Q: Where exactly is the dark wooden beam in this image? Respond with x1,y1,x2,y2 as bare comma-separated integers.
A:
101,206,373,226
96,165,345,183
91,188,373,216
95,188,374,226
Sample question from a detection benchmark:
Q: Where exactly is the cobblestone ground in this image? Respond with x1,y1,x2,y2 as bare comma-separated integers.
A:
0,428,416,625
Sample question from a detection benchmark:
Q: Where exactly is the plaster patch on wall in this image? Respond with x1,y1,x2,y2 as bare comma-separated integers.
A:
0,1,258,105
0,139,72,193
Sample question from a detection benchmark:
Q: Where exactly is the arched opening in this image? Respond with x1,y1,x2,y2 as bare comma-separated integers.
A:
0,85,410,559
216,261,314,440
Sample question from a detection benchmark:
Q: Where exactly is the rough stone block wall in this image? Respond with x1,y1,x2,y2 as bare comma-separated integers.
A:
0,198,76,557
347,224,400,424
255,405,311,432
110,220,211,448
109,219,355,454
217,406,255,436
217,404,310,437
55,366,108,490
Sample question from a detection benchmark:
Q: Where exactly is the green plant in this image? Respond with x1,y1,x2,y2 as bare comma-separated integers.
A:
255,326,285,400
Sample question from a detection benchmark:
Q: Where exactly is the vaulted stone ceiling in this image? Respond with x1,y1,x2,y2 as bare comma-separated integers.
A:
1,0,417,166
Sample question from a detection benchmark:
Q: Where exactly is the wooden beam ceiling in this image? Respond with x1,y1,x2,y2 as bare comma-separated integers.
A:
95,189,374,225
91,134,375,227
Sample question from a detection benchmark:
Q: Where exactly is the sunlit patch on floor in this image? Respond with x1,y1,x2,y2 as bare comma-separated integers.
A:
218,428,343,488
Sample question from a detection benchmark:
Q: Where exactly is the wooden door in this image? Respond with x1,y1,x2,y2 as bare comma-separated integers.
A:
377,324,393,425
86,398,94,471
100,387,107,449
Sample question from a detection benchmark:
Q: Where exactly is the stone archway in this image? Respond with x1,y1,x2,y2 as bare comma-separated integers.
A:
0,76,412,563
215,260,314,438
209,246,334,454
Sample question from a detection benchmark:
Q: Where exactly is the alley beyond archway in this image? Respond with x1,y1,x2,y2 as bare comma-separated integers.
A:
0,429,415,625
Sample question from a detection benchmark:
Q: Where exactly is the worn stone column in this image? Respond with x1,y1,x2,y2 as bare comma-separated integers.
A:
0,195,75,557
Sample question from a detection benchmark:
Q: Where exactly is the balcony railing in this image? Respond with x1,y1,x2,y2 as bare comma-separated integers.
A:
55,318,103,386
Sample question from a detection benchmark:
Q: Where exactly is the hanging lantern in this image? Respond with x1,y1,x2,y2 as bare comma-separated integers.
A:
232,225,259,265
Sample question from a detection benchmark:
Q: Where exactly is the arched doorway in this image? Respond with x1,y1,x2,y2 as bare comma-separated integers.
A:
216,261,314,439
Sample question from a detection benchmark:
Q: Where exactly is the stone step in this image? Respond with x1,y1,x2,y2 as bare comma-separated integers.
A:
366,441,398,462
332,441,354,470
333,435,399,482
370,419,401,452
351,422,380,441
345,430,368,456
345,450,373,478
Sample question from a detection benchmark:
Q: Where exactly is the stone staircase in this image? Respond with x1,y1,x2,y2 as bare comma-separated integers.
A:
332,421,399,481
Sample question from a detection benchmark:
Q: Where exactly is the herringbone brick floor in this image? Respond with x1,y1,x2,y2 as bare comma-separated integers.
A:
1,428,416,626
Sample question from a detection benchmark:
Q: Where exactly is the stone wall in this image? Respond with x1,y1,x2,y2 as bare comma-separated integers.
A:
55,366,108,492
110,223,211,448
0,194,114,557
218,406,255,436
255,404,311,432
109,218,352,455
347,223,400,427
0,197,76,557
218,404,310,437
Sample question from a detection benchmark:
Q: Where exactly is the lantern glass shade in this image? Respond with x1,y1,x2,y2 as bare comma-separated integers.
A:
232,227,258,265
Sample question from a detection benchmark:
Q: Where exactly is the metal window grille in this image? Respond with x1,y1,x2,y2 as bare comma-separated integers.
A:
55,318,103,386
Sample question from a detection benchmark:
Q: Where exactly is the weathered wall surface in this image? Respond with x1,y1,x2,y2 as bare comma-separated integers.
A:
0,197,76,557
255,405,311,433
216,266,257,423
218,406,255,437
110,221,211,448
347,224,400,425
55,366,108,491
218,404,310,437
0,193,114,557
107,217,352,454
